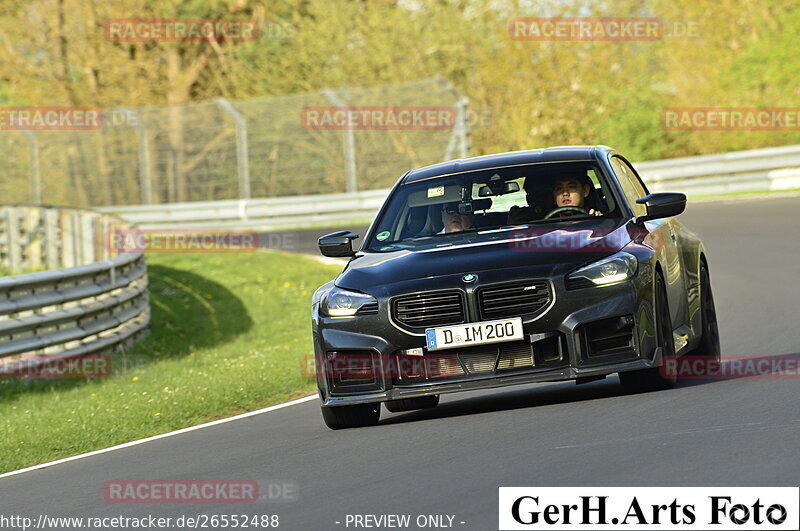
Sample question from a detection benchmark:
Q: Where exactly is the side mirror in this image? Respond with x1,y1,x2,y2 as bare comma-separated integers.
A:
318,231,359,257
635,193,686,222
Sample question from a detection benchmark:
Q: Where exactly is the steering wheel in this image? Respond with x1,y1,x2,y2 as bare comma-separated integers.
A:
543,206,587,220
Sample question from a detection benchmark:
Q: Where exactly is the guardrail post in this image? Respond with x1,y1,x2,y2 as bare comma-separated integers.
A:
216,98,252,200
21,130,42,204
323,89,358,193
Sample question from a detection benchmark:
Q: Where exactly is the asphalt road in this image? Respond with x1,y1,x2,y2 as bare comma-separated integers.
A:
2,196,799,530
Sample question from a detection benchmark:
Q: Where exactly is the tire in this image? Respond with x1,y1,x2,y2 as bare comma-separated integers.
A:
689,264,721,362
619,273,678,393
320,403,380,430
384,395,440,413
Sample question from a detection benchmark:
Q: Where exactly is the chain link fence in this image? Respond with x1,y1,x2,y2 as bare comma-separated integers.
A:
0,77,469,208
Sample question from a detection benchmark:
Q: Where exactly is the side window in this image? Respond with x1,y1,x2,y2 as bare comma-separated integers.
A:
610,156,647,217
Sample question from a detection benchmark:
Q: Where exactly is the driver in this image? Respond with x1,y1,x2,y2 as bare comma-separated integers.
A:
552,174,603,217
439,201,474,233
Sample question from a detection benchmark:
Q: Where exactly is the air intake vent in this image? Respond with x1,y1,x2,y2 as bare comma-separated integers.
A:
357,302,379,315
393,290,465,329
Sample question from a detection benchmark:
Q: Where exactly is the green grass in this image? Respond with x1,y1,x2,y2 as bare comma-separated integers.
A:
0,251,341,474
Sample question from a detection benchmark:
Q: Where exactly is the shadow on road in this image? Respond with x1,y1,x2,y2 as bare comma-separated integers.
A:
380,353,799,425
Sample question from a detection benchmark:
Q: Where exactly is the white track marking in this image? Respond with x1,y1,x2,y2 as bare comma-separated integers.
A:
0,394,318,480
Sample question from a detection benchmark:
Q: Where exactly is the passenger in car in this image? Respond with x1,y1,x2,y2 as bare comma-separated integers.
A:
439,201,475,233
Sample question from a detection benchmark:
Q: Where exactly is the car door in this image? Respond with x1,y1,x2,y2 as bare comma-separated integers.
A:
610,155,688,329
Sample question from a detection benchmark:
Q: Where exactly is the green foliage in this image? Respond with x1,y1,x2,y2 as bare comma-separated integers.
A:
0,0,798,176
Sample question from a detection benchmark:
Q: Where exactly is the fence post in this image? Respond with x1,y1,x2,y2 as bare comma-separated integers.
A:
6,207,22,273
21,130,42,204
216,98,252,199
457,98,470,159
24,208,42,271
323,89,358,193
124,108,154,205
44,209,59,270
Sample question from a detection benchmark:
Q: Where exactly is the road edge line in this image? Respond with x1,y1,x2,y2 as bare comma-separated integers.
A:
0,394,318,480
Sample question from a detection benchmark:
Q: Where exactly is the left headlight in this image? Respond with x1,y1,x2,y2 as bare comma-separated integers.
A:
321,286,377,317
568,251,638,286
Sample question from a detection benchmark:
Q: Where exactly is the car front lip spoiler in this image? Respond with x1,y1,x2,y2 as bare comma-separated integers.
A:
321,358,655,407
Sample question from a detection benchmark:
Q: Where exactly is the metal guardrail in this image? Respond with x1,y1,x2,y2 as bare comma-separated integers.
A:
638,143,800,195
99,189,391,230
0,206,149,374
99,144,800,230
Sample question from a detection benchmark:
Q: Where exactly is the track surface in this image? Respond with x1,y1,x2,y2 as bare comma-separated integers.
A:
2,196,799,530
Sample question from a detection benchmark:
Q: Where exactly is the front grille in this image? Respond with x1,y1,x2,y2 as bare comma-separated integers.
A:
393,290,465,329
478,281,550,319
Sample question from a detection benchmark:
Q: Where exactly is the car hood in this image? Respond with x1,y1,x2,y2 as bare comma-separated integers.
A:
336,222,635,293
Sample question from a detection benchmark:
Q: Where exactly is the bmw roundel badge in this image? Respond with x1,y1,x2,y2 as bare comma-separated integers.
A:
462,274,477,283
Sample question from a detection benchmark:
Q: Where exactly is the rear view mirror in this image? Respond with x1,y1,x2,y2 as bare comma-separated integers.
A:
318,231,359,257
635,193,687,222
478,181,520,197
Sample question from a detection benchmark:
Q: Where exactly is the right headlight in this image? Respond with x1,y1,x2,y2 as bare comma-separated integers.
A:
321,286,377,317
568,251,638,286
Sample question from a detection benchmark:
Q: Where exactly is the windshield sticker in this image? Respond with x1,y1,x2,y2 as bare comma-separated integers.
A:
376,230,391,241
427,186,445,198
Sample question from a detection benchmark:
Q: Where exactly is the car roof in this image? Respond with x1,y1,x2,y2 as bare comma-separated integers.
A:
403,145,614,183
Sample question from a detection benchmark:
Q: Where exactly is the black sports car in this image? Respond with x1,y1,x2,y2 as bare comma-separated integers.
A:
312,145,720,429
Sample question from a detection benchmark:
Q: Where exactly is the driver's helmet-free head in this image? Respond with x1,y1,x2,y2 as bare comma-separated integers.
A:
551,170,593,205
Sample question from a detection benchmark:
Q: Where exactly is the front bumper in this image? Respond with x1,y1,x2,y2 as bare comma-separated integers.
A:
314,273,657,407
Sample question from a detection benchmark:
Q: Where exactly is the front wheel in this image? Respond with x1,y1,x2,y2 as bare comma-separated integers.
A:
619,273,678,393
688,264,721,363
321,403,380,430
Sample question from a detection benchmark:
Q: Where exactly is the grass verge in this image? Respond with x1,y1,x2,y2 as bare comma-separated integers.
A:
0,250,341,474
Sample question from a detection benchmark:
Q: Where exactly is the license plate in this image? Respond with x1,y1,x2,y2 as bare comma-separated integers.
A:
425,317,524,351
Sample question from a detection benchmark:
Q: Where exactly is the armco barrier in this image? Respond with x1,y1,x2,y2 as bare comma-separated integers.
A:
0,206,149,375
99,144,800,230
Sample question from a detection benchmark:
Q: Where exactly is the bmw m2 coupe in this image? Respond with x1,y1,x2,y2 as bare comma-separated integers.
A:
312,146,720,429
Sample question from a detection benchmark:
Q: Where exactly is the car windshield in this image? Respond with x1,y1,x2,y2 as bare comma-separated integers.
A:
366,162,620,252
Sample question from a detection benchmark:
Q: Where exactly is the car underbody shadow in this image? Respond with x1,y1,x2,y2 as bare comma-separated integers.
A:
379,352,798,425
